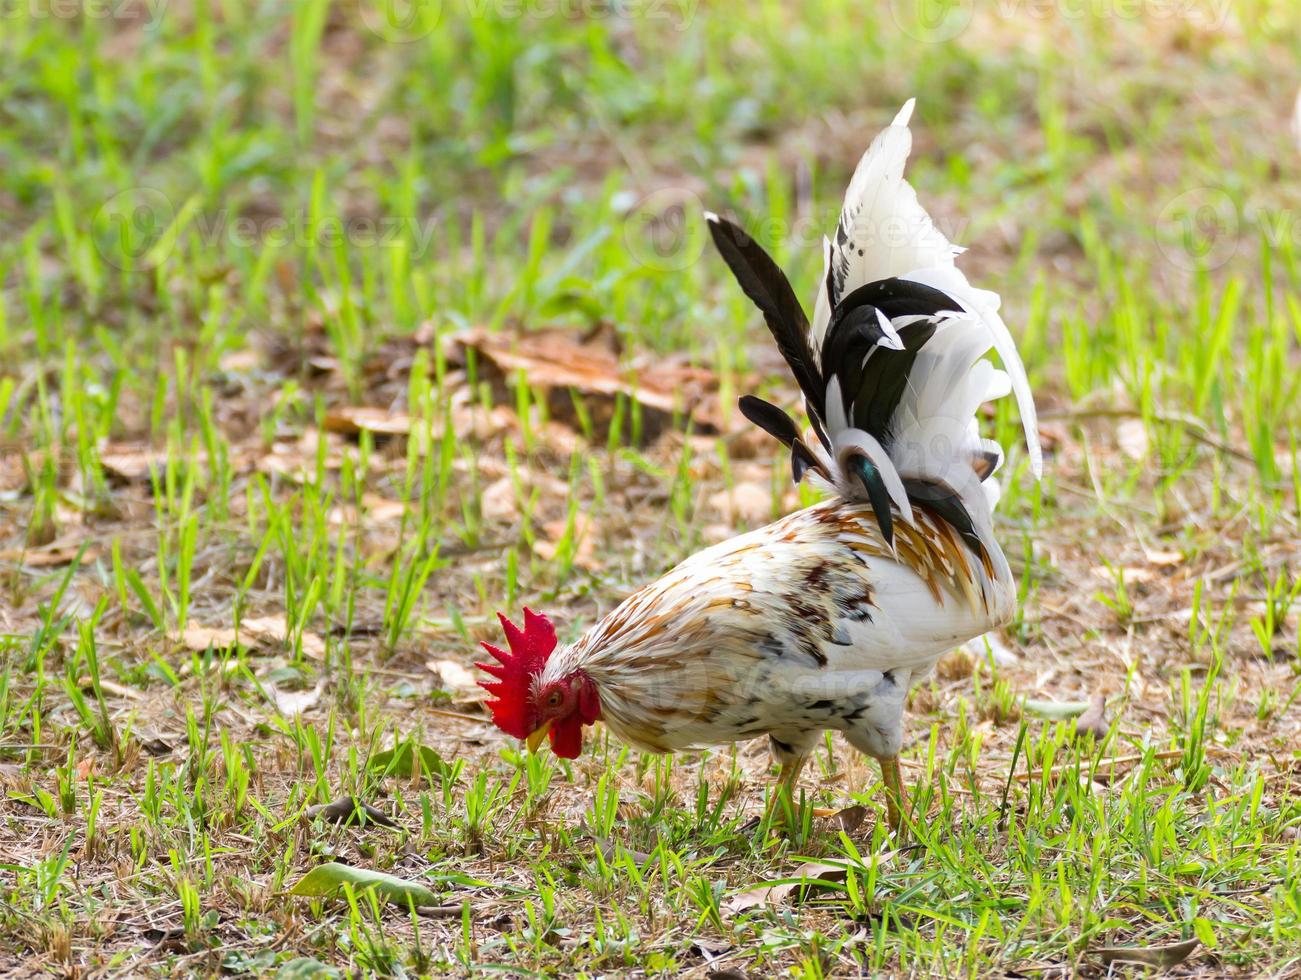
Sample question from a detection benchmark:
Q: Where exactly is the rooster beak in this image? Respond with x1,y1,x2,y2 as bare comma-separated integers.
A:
525,720,554,753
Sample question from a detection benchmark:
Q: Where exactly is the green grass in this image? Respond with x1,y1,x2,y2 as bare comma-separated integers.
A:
2,1,1300,975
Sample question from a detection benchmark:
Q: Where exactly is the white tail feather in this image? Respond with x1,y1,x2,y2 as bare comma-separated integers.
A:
900,266,1042,480
812,100,1043,521
811,97,963,357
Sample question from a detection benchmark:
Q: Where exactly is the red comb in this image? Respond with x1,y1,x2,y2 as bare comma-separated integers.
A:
474,608,557,739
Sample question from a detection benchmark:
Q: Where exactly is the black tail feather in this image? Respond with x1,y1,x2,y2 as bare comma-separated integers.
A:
738,394,801,447
706,214,829,448
972,449,1001,482
790,444,821,484
835,277,956,322
709,212,996,561
821,278,951,441
738,395,828,485
848,318,936,437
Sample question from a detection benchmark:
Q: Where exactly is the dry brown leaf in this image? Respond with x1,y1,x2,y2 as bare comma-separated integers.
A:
590,836,653,865
258,430,349,480
537,419,585,454
428,659,480,693
322,406,415,436
176,615,326,658
0,541,98,567
821,805,869,835
479,477,519,522
176,624,242,651
449,403,517,442
1145,548,1183,566
219,348,263,373
0,447,43,493
453,326,721,440
77,677,144,702
1293,84,1301,155
100,443,258,486
1074,693,1111,740
243,615,327,659
724,860,855,914
272,682,323,717
361,493,408,522
304,794,400,830
137,736,173,756
708,482,772,525
1117,418,1149,460
99,443,169,482
536,514,598,568
1092,564,1155,584
690,938,732,965
1097,937,1200,968
328,493,408,525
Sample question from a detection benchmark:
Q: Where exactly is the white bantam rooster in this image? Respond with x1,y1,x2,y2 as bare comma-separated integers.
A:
477,100,1042,830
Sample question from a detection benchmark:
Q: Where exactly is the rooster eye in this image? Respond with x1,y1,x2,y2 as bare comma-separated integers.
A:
546,691,562,707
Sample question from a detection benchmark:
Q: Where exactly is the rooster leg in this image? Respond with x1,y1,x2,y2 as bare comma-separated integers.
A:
766,734,837,821
878,755,906,832
766,756,834,823
844,681,909,832
776,753,808,796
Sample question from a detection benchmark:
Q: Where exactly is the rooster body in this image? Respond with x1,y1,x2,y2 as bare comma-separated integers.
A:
478,100,1041,826
541,497,1010,764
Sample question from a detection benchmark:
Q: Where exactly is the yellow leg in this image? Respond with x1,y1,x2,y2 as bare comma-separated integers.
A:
765,755,806,821
879,755,905,832
767,756,837,822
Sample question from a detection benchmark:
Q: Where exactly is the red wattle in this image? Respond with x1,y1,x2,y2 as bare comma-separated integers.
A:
549,715,584,759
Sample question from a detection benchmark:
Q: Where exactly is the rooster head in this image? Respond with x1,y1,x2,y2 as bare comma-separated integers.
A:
475,608,600,759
